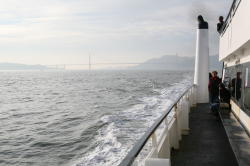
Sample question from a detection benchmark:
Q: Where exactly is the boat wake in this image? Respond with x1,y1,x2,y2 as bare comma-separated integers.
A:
74,77,192,166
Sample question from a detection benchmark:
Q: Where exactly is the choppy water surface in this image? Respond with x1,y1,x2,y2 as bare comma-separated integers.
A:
0,70,192,166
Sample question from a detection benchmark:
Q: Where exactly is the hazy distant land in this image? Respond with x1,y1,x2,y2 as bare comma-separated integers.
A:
0,55,222,71
0,63,48,70
132,55,222,71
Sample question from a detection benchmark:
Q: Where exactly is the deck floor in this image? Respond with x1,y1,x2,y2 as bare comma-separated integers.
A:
171,104,238,166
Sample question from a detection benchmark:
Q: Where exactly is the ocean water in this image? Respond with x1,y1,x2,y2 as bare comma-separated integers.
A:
0,70,192,166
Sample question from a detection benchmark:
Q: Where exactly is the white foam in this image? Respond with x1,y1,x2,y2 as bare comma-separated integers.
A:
75,122,125,166
74,76,192,166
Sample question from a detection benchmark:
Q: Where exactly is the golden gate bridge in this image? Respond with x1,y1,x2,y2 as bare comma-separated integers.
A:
45,54,177,70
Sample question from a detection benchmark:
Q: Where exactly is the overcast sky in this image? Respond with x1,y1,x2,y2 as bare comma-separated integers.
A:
0,0,232,65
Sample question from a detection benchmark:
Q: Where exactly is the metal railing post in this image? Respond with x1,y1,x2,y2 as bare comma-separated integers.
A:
173,104,180,149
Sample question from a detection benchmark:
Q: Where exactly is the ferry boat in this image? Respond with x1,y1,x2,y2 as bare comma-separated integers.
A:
220,0,250,136
119,0,250,165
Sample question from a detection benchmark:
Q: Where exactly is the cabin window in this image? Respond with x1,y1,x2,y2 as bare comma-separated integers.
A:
245,68,249,87
237,65,244,107
224,64,250,113
229,65,243,106
232,71,242,101
244,68,250,109
224,66,236,97
223,76,231,88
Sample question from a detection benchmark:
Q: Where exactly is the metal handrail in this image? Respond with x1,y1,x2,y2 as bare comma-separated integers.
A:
118,85,194,166
220,0,242,36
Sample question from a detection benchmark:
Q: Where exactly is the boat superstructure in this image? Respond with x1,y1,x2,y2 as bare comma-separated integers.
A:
220,0,250,134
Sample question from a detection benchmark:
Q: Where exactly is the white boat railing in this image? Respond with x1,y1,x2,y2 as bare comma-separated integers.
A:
220,0,242,36
119,85,197,166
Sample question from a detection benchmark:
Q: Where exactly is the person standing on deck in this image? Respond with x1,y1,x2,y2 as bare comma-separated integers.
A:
208,71,221,105
217,16,225,34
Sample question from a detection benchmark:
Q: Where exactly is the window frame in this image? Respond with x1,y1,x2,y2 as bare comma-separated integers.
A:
224,62,250,116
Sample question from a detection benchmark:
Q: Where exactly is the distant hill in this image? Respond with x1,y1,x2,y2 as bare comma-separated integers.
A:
132,55,222,71
0,55,223,71
0,63,48,70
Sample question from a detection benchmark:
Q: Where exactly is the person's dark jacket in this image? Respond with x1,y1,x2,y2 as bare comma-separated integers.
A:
209,76,221,97
217,22,224,33
220,83,231,103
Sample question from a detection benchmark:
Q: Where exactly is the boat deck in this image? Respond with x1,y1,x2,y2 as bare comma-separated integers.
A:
171,103,238,166
220,107,250,166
